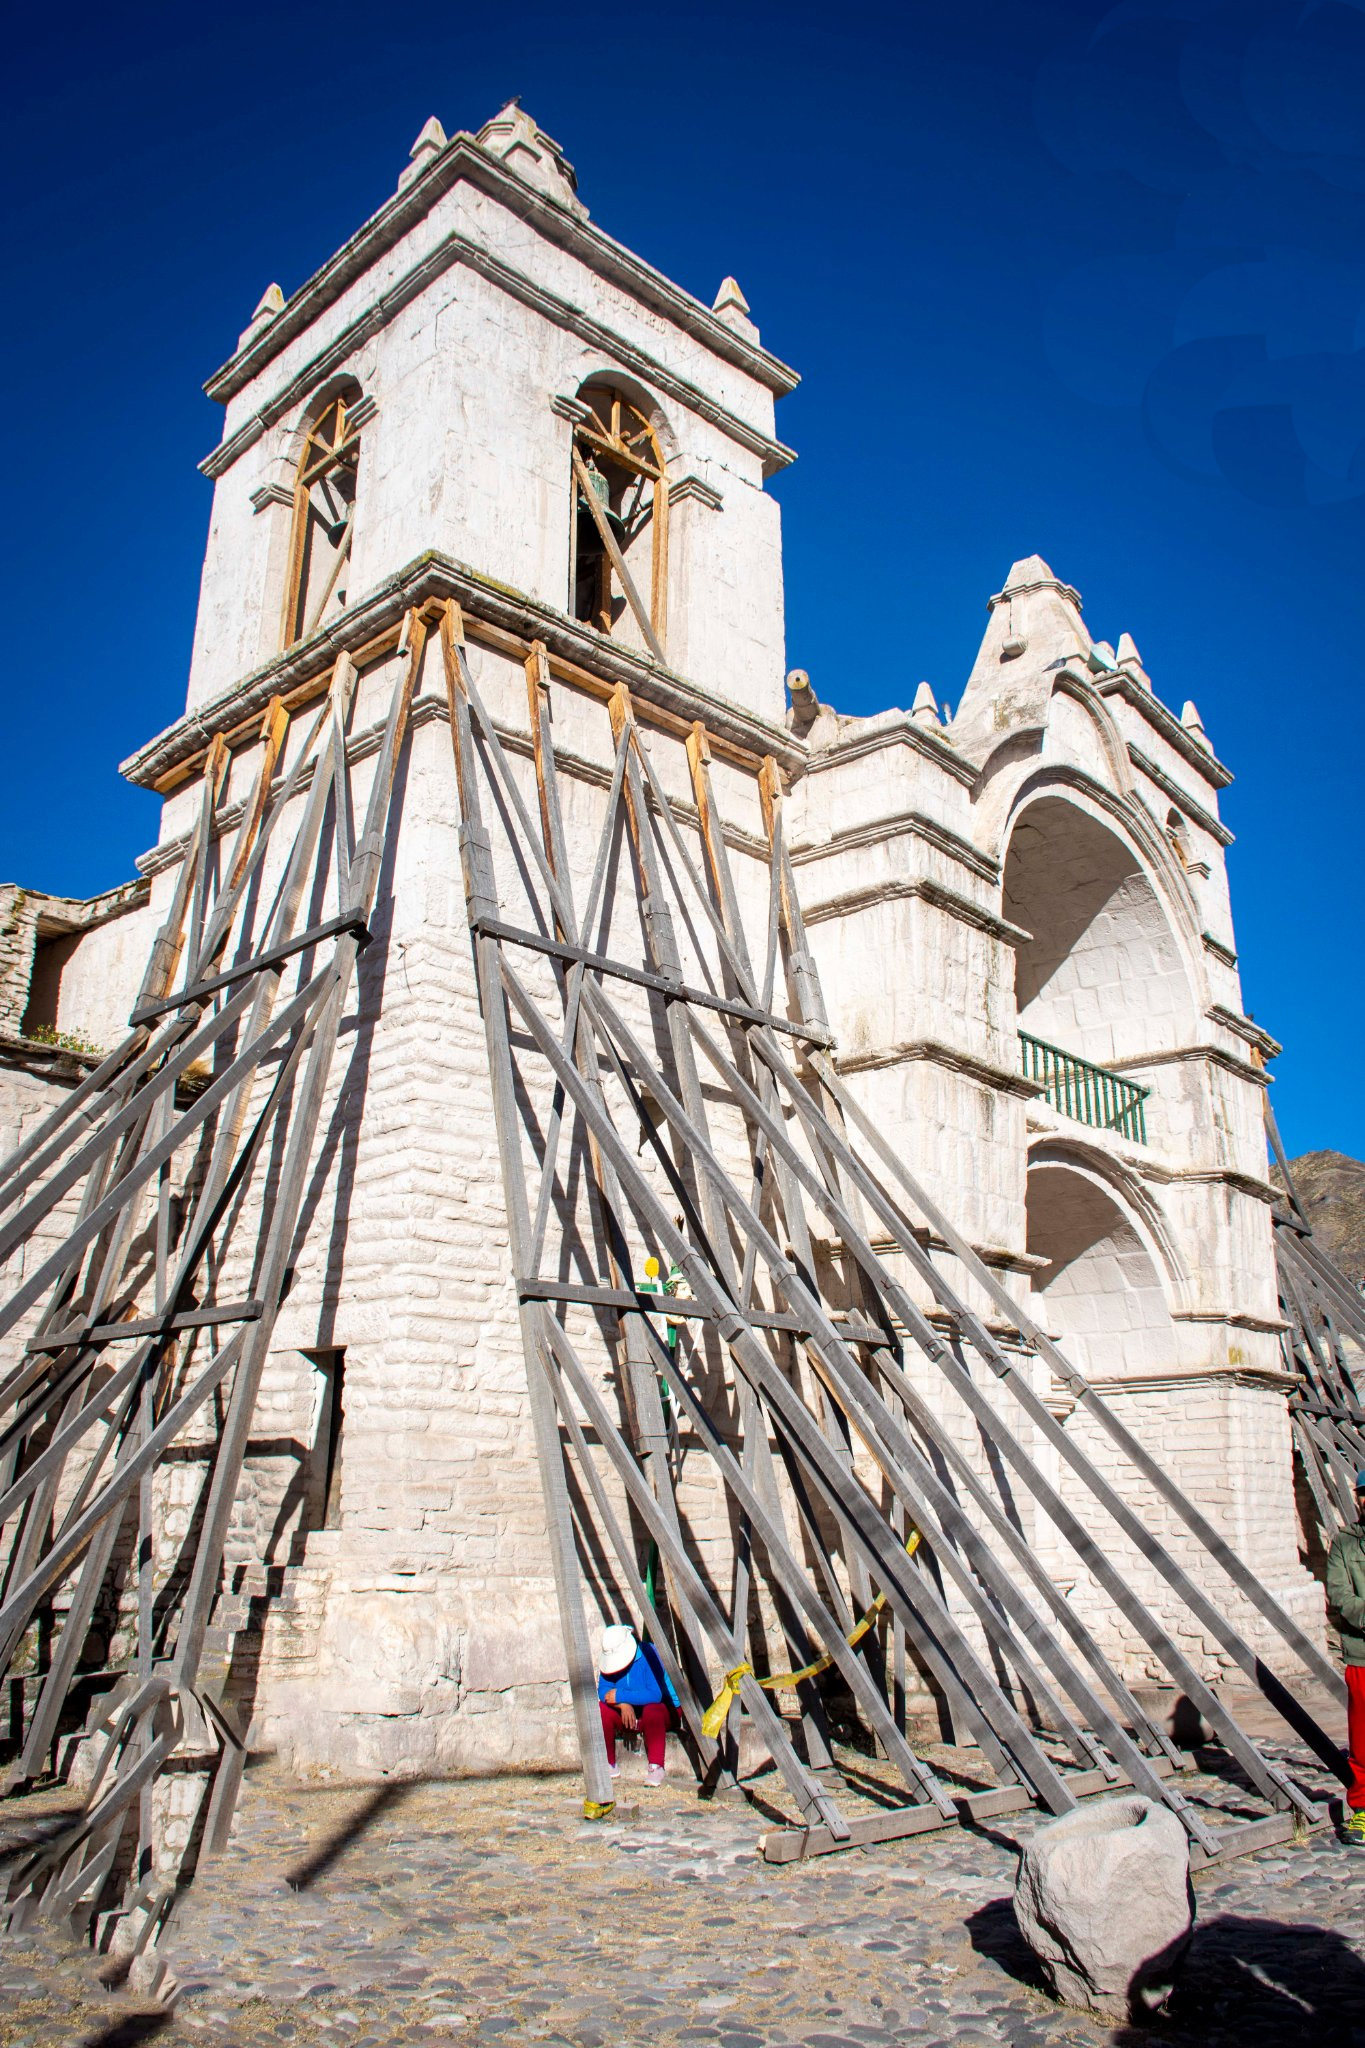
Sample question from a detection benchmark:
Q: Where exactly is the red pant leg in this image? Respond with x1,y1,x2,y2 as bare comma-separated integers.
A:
600,1700,625,1766
1347,1664,1365,1811
638,1701,671,1768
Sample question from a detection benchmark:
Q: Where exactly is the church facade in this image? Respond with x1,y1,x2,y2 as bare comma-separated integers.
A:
0,104,1316,1780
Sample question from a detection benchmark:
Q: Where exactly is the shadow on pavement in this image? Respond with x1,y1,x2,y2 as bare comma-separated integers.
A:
284,1777,420,1890
964,1894,1050,1995
76,2016,172,2047
1120,1913,1365,2046
968,1898,1365,2045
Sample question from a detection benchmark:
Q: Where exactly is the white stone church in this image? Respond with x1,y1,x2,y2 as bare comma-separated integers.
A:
0,103,1313,1780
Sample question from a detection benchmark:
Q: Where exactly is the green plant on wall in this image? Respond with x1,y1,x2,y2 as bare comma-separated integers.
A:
25,1023,103,1059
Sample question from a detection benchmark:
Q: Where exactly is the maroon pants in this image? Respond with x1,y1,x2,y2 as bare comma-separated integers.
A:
1348,1664,1365,1811
600,1699,672,1768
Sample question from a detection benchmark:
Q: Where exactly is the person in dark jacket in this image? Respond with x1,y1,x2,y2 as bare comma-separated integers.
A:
1325,1470,1365,1847
598,1624,678,1786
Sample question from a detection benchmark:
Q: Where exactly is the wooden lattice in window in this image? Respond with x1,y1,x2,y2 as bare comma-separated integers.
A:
283,393,362,648
570,388,669,659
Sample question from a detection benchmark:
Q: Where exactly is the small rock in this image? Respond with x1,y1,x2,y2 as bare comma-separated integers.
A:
1013,1795,1193,2021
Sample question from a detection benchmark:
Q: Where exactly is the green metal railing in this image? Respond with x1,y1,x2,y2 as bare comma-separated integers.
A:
1019,1030,1150,1144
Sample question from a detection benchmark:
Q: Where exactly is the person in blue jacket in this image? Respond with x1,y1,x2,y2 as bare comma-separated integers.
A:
598,1623,678,1786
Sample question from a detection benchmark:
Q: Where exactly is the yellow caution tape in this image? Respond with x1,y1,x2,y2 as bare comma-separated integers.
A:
582,1798,616,1821
701,1666,753,1740
700,1530,921,1741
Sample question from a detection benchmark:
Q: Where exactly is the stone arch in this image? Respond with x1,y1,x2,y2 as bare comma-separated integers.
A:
572,365,677,464
281,373,366,470
1047,670,1134,791
1003,789,1201,1064
1026,1152,1183,1383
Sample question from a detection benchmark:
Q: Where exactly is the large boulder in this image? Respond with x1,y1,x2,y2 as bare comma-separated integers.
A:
1013,1795,1194,2020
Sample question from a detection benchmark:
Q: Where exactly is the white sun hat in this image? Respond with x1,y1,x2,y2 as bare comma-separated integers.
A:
599,1624,638,1676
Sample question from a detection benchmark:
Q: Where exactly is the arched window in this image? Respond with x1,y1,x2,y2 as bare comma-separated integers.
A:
569,386,668,658
283,386,363,648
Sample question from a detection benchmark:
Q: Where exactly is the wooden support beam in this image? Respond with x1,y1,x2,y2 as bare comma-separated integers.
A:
469,915,831,1046
758,1752,1199,1864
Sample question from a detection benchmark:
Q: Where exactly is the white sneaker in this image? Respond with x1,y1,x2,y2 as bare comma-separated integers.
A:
608,1763,620,1779
645,1763,665,1787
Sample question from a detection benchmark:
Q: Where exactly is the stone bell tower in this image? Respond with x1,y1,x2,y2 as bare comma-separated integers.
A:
99,103,809,1778
182,100,799,731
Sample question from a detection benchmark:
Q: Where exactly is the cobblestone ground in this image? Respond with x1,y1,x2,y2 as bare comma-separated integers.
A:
1,1745,1363,2048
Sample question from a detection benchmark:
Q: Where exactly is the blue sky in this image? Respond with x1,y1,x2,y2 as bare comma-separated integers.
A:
4,0,1361,1157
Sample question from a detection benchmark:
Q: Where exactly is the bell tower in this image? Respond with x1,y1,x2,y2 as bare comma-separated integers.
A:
184,102,800,728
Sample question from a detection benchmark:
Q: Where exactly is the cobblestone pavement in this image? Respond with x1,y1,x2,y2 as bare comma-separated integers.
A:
1,1746,1364,2048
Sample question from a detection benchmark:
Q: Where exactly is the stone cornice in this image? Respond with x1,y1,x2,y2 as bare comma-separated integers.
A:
789,808,998,884
1080,1365,1294,1395
1158,1164,1281,1204
801,875,1030,947
119,551,800,792
0,1030,210,1107
204,135,800,409
200,226,796,484
1170,1309,1289,1336
22,877,150,934
0,1031,104,1081
668,473,724,512
837,1037,1039,1096
139,689,772,880
798,714,975,789
1207,1004,1280,1060
865,1234,1048,1277
1108,1042,1267,1086
1200,930,1237,969
1098,672,1233,790
1127,746,1234,846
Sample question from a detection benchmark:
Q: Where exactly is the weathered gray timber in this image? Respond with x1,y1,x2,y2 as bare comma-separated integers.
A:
0,591,1346,1998
429,598,1344,1867
1269,1106,1365,1547
0,624,426,1990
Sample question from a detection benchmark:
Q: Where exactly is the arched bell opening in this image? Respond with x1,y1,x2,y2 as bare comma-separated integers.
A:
282,380,365,649
1026,1161,1179,1386
1004,796,1197,1143
569,382,669,658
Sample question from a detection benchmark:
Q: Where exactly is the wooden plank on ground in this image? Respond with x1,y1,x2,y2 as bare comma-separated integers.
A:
759,1753,1192,1864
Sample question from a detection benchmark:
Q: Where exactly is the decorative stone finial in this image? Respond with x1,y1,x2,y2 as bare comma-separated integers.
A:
912,681,940,728
954,553,1091,746
475,100,587,217
238,282,285,351
1115,632,1152,689
713,276,759,341
399,116,448,191
1181,701,1212,752
992,556,1083,611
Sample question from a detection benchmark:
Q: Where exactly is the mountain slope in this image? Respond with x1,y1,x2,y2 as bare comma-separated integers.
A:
1283,1150,1365,1286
